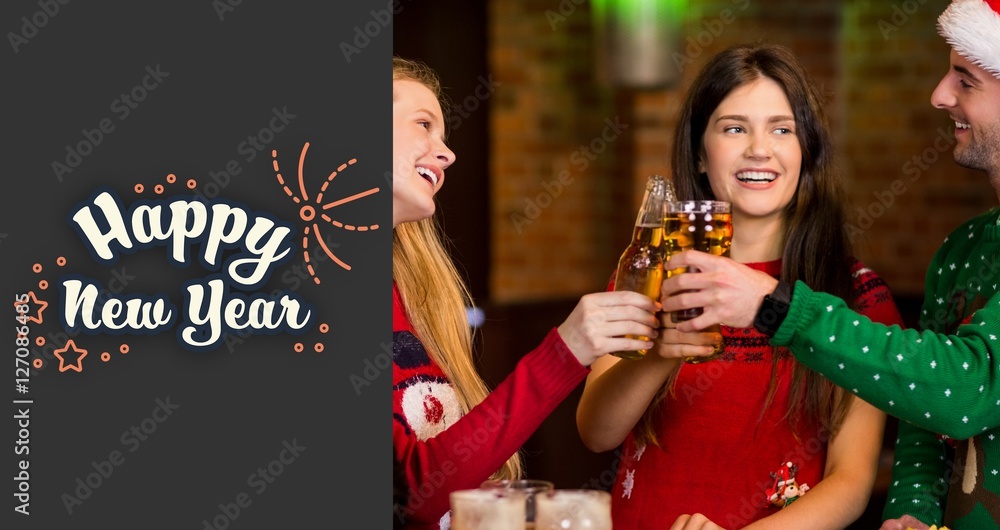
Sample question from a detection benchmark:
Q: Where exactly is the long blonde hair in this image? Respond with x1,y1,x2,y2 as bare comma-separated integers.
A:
393,57,521,480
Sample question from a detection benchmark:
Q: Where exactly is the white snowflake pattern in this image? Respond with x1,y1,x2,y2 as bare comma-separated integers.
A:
826,305,833,312
633,443,646,462
853,320,859,326
622,470,636,499
829,335,836,342
925,412,931,418
862,346,869,353
874,374,881,381
990,434,996,441
963,362,969,370
910,383,917,390
839,363,845,370
944,389,951,397
889,401,895,406
897,354,904,361
930,360,937,369
963,416,969,423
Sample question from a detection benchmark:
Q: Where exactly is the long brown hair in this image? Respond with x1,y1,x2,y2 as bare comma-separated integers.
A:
635,43,855,447
393,57,521,479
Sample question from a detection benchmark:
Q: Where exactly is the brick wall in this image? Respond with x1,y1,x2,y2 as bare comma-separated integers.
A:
840,0,991,293
489,0,991,303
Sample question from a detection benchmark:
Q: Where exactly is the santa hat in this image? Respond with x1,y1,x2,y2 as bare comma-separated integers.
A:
773,462,794,487
938,0,1000,79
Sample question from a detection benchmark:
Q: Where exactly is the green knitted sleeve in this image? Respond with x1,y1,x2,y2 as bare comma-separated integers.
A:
882,419,949,524
772,282,1000,440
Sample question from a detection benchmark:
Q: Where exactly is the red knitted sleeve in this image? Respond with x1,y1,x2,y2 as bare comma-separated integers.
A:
393,291,589,527
850,260,905,328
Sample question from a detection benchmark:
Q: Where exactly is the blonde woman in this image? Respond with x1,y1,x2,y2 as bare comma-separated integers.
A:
392,57,661,530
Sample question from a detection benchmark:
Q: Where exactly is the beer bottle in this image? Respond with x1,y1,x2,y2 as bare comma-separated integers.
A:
611,175,673,360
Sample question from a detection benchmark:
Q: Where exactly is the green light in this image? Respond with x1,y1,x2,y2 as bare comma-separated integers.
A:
592,0,688,25
591,0,688,87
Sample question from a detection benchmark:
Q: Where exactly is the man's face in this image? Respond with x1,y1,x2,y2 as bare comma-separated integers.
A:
931,50,1000,176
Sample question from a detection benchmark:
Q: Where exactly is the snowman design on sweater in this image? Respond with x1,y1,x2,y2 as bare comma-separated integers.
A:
393,330,463,441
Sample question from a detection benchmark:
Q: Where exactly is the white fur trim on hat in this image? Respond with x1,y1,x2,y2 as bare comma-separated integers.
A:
938,0,1000,79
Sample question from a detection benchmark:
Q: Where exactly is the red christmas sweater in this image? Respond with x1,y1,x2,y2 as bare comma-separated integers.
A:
610,260,903,530
392,284,589,529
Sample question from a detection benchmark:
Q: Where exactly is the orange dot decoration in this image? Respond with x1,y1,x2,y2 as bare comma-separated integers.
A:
32,263,42,273
154,184,164,194
314,343,324,353
294,343,304,353
166,173,177,184
35,337,45,346
57,256,67,266
101,352,111,362
319,323,329,333
119,344,130,354
187,179,197,189
135,184,145,193
38,280,48,290
32,359,43,369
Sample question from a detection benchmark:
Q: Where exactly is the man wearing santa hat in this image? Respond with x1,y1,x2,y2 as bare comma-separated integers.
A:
659,1,1000,528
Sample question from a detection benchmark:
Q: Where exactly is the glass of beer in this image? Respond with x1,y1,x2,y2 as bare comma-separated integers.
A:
450,488,526,530
480,479,554,528
668,200,733,363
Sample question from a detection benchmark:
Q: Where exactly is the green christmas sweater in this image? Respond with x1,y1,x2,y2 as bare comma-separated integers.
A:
772,208,1000,528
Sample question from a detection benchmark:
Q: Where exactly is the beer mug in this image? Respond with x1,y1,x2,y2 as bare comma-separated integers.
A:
668,200,732,363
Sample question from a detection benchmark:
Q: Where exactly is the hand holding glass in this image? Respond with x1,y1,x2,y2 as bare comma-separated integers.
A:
668,200,733,363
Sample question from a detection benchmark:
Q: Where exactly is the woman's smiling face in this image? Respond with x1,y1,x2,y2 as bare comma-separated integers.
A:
392,79,455,228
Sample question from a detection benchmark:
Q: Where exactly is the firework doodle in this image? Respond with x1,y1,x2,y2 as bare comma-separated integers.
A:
272,142,380,284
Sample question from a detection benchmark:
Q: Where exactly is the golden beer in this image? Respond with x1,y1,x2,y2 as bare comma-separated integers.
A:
611,175,673,360
612,224,666,360
669,201,733,363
